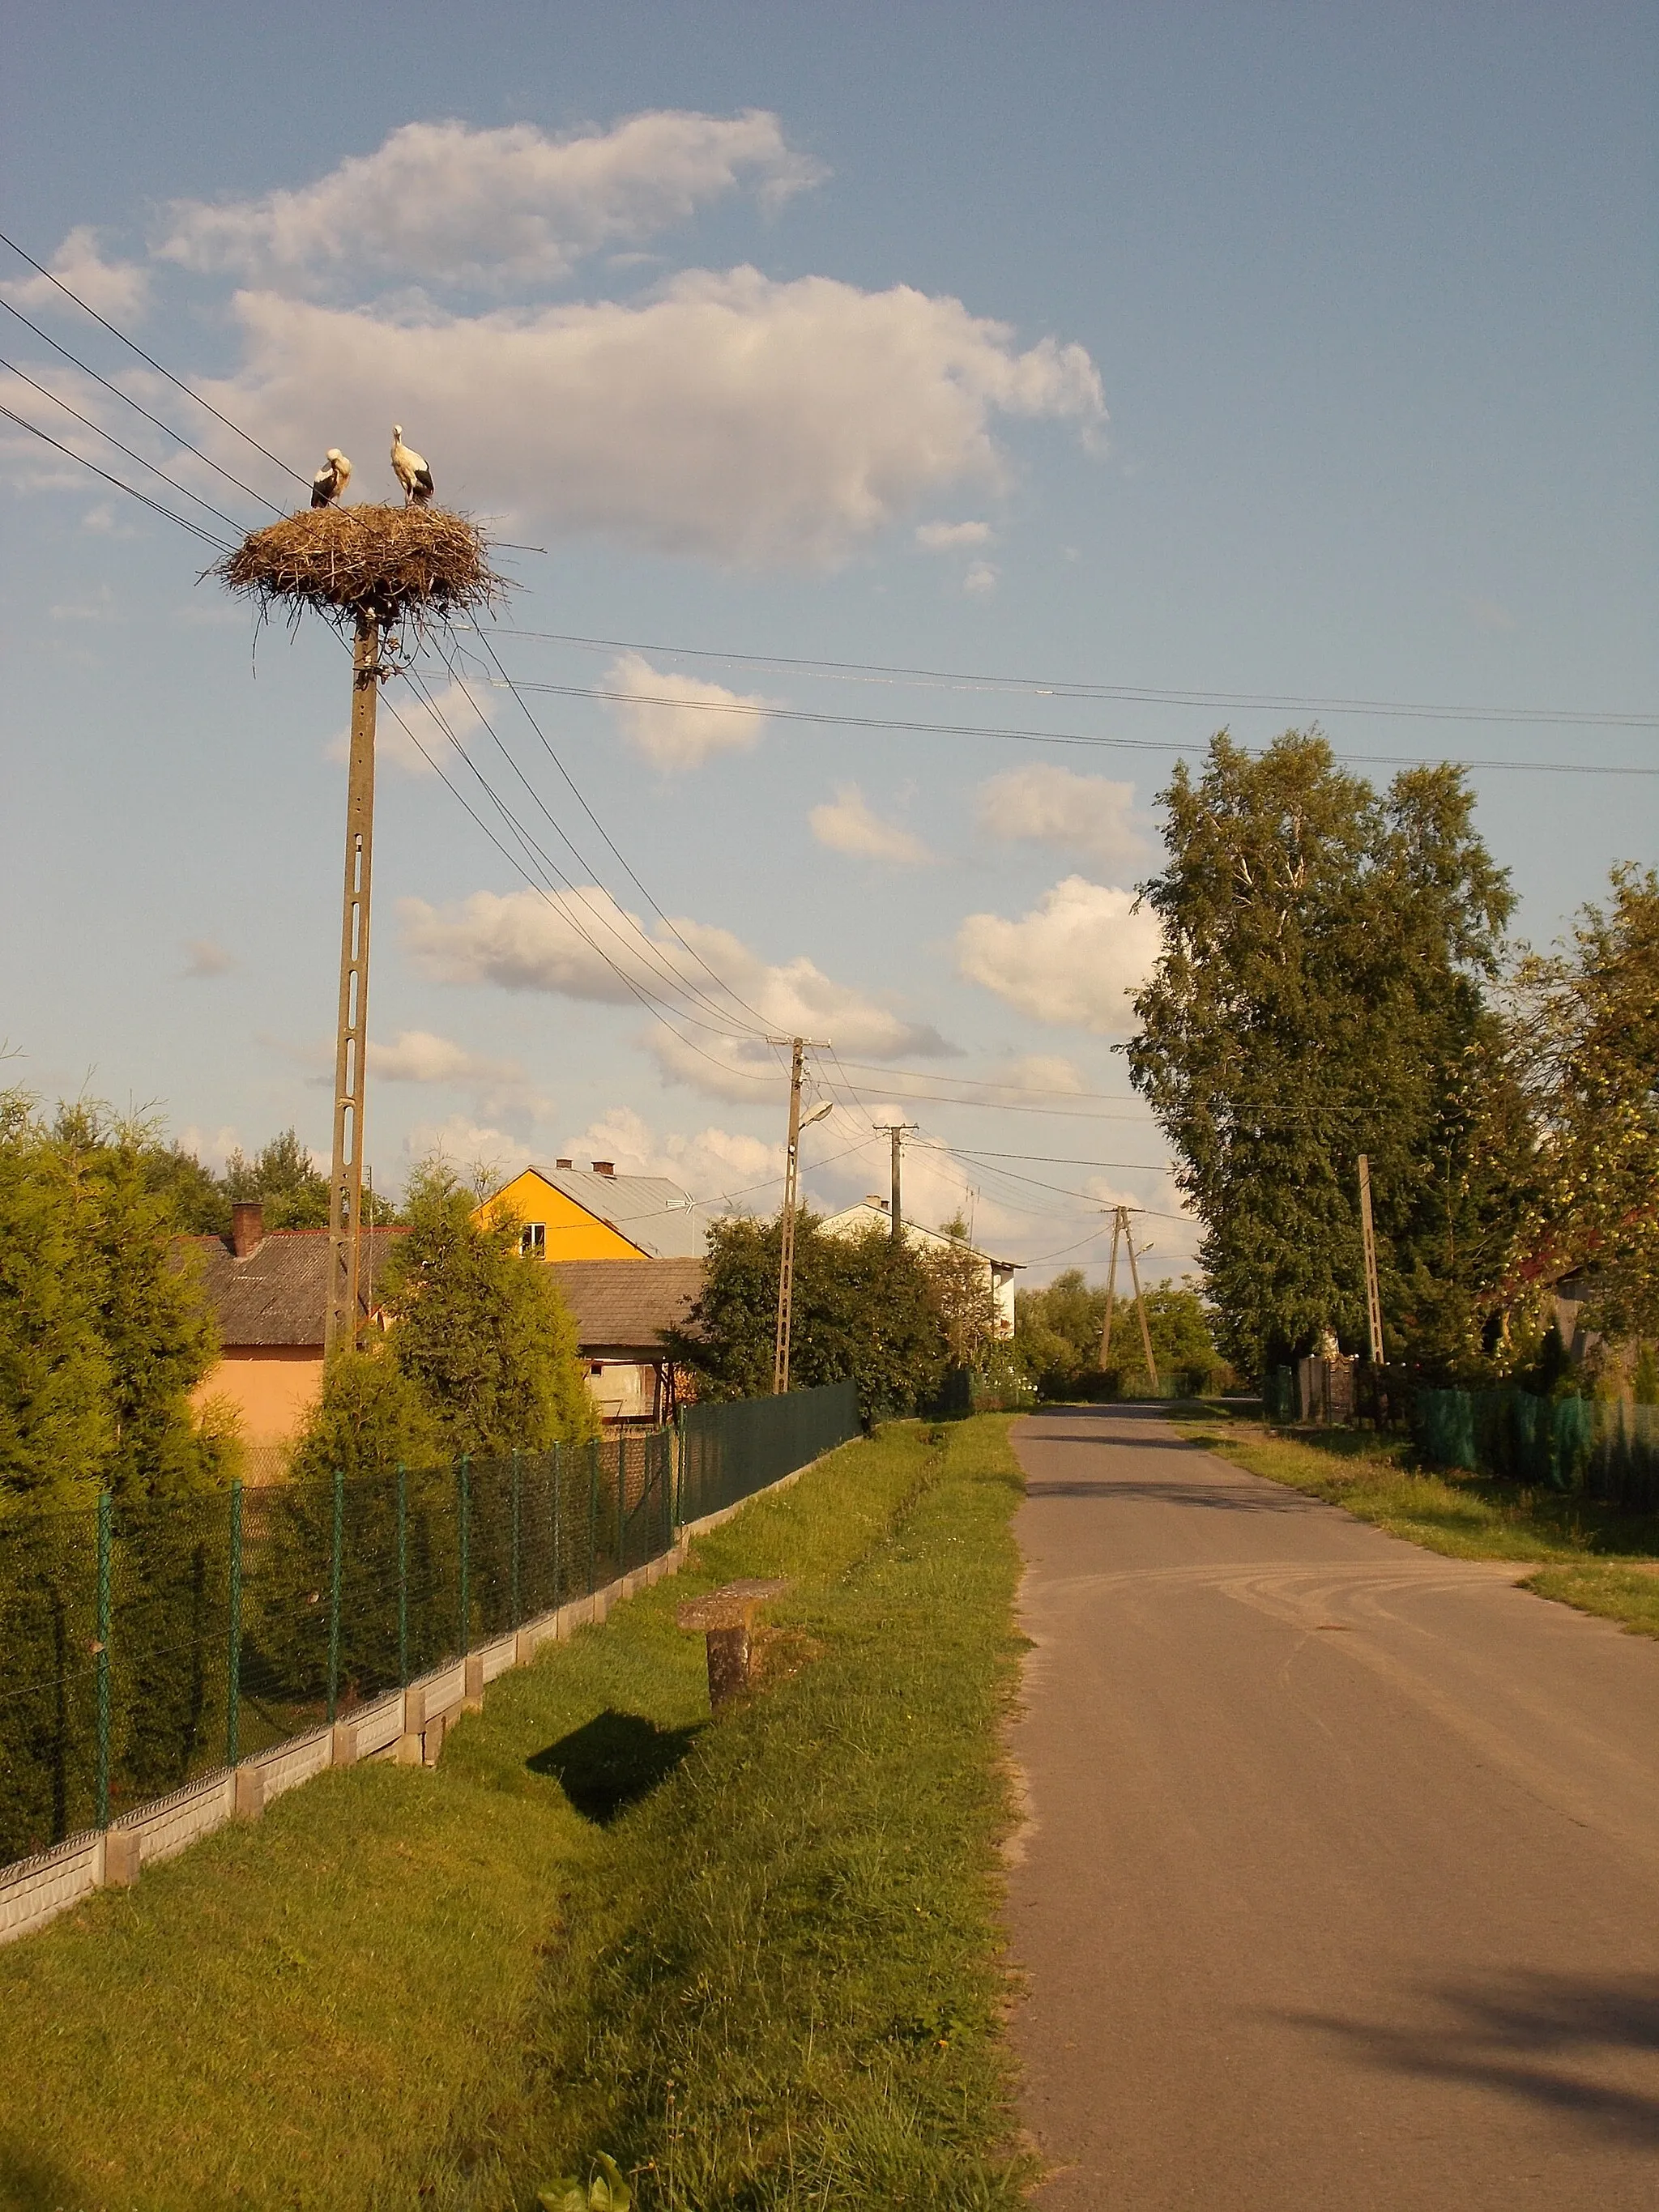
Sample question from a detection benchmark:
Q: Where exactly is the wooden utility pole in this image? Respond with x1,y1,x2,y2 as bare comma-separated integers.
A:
1098,1205,1158,1392
1358,1153,1384,1365
325,612,380,1357
1098,1207,1124,1366
888,1122,919,1242
770,1036,830,1394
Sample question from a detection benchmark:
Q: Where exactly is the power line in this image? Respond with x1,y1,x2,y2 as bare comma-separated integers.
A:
0,355,251,532
0,297,285,516
0,229,308,488
486,671,1655,778
0,403,232,551
485,624,1657,734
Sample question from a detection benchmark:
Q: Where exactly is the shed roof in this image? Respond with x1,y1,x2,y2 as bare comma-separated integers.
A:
546,1258,705,1353
174,1227,407,1348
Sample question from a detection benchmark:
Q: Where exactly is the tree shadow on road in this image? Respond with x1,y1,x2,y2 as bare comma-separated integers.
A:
1264,1970,1659,2147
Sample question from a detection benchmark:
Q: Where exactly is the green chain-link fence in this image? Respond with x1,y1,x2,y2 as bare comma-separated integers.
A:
2,1387,857,1869
1414,1387,1658,1504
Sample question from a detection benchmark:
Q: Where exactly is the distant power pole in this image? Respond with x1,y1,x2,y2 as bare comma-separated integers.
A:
1098,1205,1159,1393
888,1122,919,1242
325,612,380,1357
1098,1208,1124,1366
1358,1154,1385,1364
770,1036,830,1395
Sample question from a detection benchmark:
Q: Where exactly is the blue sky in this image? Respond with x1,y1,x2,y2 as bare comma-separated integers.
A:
2,3,1653,1279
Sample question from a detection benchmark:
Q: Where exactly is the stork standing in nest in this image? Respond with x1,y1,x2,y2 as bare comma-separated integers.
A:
310,448,352,508
390,425,434,507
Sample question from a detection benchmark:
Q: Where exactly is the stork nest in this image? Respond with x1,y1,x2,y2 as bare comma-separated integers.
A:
213,504,507,633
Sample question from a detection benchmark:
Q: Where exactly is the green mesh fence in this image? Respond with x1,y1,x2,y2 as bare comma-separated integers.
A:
1261,1368,1298,1423
676,1379,860,1527
1,1393,851,1870
1414,1387,1655,1502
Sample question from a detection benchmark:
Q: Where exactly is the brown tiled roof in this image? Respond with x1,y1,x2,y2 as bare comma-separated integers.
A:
173,1227,408,1348
546,1258,705,1353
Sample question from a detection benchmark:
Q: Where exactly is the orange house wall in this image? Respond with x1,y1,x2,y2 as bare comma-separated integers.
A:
194,1346,325,1448
477,1169,649,1260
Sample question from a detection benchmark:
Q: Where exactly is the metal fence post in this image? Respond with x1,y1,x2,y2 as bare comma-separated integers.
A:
616,1434,627,1574
510,1447,522,1628
587,1438,599,1595
326,1468,343,1724
225,1481,243,1771
95,1491,113,1826
552,1441,562,1606
458,1453,471,1656
395,1463,408,1688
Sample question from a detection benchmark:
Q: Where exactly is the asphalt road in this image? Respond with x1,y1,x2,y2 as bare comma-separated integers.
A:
1006,1405,1659,2210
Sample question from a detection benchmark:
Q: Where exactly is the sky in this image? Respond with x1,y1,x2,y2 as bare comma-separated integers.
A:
2,2,1653,1283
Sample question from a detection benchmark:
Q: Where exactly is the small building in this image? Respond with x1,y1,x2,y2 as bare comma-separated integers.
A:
480,1159,703,1260
817,1198,1020,1339
177,1202,407,1454
547,1258,705,1426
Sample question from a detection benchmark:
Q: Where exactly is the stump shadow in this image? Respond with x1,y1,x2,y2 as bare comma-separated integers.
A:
528,1709,702,1825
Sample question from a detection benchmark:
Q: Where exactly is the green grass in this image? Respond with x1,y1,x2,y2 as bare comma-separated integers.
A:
1170,1402,1659,1640
0,1417,1029,2211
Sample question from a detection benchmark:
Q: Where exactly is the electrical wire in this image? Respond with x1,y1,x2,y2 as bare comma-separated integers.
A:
488,671,1657,777
0,228,309,488
0,402,233,551
0,354,253,532
0,296,285,515
485,624,1657,733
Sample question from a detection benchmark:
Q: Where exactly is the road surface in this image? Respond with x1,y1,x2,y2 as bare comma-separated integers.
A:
1006,1404,1659,2210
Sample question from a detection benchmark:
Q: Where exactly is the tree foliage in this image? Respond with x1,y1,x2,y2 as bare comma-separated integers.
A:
380,1162,596,1458
670,1213,950,1421
1128,731,1516,1376
1013,1268,1226,1398
288,1345,441,1484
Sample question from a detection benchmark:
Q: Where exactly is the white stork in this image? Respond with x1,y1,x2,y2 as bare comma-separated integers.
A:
309,448,352,508
390,424,434,507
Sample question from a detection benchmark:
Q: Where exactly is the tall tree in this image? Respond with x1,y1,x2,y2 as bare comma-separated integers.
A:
1128,732,1516,1376
382,1161,595,1456
223,1129,331,1230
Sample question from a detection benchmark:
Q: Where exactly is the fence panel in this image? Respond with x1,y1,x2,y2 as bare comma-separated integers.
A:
677,1379,861,1527
1414,1386,1652,1500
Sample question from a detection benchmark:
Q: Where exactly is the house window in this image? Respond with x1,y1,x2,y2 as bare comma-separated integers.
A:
520,1222,546,1257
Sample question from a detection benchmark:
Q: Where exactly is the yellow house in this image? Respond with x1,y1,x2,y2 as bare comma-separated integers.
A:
478,1158,702,1261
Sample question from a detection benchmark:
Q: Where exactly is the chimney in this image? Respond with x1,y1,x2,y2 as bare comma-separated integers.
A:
230,1200,264,1259
591,1160,615,1177
555,1157,573,1170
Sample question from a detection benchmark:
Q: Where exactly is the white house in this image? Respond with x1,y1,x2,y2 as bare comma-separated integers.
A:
817,1198,1020,1339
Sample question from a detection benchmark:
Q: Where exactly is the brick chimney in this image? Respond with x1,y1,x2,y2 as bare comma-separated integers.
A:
230,1200,264,1259
555,1157,573,1169
591,1160,615,1177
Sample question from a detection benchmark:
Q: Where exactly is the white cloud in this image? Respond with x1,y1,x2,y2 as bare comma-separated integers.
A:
331,673,494,776
48,584,117,623
915,518,992,551
399,887,953,1098
1,227,150,322
156,113,823,291
809,784,933,866
962,560,999,596
603,650,772,769
560,1105,785,1211
976,765,1145,867
199,267,1104,565
955,876,1161,1034
181,937,233,978
401,1115,517,1174
367,1029,523,1088
990,1054,1086,1094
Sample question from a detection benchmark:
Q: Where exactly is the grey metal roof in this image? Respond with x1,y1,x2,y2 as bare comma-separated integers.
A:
173,1228,409,1348
522,1166,705,1259
546,1259,706,1353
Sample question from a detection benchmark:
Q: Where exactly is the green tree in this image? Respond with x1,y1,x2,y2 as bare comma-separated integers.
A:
1128,731,1516,1378
1499,864,1659,1345
920,1214,1003,1366
288,1344,441,1483
223,1128,331,1230
382,1161,596,1456
140,1140,230,1235
671,1213,948,1421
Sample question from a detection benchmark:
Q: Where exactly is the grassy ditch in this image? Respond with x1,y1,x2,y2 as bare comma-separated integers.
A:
0,1416,1029,2212
1170,1403,1659,1639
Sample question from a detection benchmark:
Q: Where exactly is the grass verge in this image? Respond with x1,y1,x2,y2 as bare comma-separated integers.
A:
0,1416,1028,2211
1168,1402,1659,1640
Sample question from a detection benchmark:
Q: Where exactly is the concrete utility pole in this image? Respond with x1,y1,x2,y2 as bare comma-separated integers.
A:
325,612,380,1357
770,1036,830,1395
887,1122,919,1242
1358,1153,1385,1365
1098,1205,1159,1392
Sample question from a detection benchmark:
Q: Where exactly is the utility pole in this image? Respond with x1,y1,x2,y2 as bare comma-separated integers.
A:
887,1122,919,1242
1098,1205,1158,1392
1098,1207,1124,1366
325,612,380,1357
770,1036,830,1395
1358,1153,1384,1365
